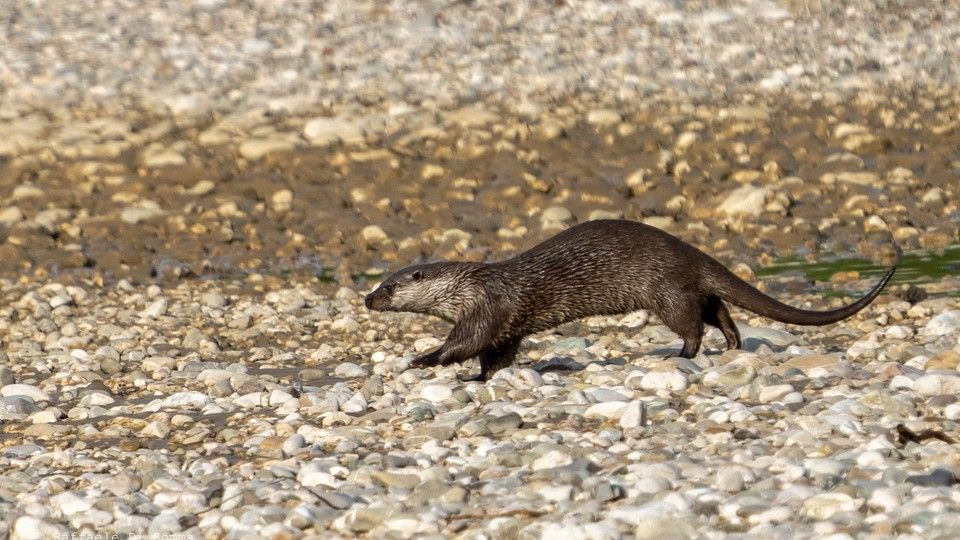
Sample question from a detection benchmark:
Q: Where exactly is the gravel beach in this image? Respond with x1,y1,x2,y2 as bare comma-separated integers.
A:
1,1,960,538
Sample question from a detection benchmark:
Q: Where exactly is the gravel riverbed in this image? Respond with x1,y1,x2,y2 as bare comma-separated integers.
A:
2,1,960,538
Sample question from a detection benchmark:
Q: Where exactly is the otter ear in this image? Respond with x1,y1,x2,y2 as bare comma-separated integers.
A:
412,270,423,281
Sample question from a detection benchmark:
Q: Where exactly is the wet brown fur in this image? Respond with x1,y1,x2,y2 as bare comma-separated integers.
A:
365,219,897,381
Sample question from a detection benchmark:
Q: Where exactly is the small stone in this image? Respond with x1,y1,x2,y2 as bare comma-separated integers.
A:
587,109,621,126
361,225,390,246
717,185,773,217
420,384,453,403
340,392,367,414
186,179,216,196
51,491,93,515
0,206,25,226
304,117,364,146
199,292,228,308
720,105,769,122
271,189,294,212
541,206,573,224
413,337,442,353
758,384,794,403
804,458,845,477
924,311,960,336
121,206,165,224
620,400,645,429
634,517,697,540
802,493,862,519
485,412,522,434
330,316,360,333
926,350,960,371
864,215,888,232
142,420,171,438
445,105,499,128
741,326,797,348
639,369,688,393
334,362,369,378
585,401,628,420
868,488,900,512
778,354,843,377
141,297,169,318
298,462,337,488
13,516,68,539
1,384,51,403
343,508,386,533
239,136,297,160
913,373,960,396
714,468,744,492
153,391,212,410
421,164,445,180
533,450,574,471
371,471,420,489
831,171,881,187
282,434,306,456
143,148,187,168
79,392,115,406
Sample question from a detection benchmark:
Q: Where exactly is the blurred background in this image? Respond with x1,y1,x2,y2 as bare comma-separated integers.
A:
0,0,957,288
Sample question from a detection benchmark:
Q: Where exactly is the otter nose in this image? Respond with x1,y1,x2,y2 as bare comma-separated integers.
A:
364,294,374,309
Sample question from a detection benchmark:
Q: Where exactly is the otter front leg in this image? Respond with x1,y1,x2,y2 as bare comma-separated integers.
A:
409,311,503,372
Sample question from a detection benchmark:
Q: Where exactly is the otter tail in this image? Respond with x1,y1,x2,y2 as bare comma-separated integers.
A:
707,248,899,326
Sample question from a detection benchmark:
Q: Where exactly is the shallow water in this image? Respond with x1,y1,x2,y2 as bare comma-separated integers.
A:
755,245,960,295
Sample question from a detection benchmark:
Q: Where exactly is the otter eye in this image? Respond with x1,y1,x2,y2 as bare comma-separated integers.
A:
384,283,395,293
412,270,423,281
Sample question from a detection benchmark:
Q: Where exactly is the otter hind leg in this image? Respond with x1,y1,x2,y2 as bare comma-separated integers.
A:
703,296,741,350
459,337,522,382
659,303,704,359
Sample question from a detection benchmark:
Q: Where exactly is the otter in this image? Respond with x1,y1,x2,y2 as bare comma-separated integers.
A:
365,219,897,381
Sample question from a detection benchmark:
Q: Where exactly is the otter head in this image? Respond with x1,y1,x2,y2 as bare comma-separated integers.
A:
365,262,463,317
364,262,481,321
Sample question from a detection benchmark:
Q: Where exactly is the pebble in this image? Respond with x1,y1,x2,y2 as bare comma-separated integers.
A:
238,136,297,161
334,362,369,378
541,206,574,225
717,185,773,217
420,384,453,403
1,384,52,403
639,369,689,393
585,401,628,420
803,493,862,519
120,206,165,224
714,468,745,492
913,373,960,396
586,109,621,126
924,311,960,335
533,450,575,471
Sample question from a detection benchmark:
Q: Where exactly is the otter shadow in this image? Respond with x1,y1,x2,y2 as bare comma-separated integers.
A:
528,356,631,374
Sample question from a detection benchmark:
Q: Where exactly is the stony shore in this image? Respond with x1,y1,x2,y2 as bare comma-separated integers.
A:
2,1,960,538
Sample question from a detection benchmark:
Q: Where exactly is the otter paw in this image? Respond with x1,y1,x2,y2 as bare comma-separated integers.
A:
410,352,441,369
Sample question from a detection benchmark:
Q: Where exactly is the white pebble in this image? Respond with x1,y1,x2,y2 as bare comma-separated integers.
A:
913,373,960,396
532,450,574,471
420,384,453,403
1,384,52,403
584,401,628,420
639,370,688,393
